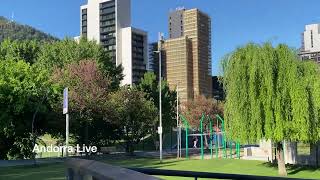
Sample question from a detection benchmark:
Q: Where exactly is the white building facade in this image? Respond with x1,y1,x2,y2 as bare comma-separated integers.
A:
80,0,148,85
299,23,320,63
121,27,148,85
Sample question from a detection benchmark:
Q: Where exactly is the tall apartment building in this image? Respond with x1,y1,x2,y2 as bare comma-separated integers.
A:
148,42,166,82
160,8,212,101
80,0,148,85
299,23,320,63
162,36,194,101
121,27,148,84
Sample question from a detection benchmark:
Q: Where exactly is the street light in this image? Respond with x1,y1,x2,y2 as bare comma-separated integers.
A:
176,85,179,159
176,84,185,159
154,32,164,163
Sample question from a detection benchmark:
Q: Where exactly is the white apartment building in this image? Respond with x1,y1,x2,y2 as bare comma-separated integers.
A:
121,27,148,85
80,0,148,85
299,23,320,62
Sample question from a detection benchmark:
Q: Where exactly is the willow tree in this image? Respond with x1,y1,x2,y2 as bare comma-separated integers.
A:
223,43,320,176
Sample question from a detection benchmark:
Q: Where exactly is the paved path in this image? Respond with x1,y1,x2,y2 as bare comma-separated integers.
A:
0,148,227,167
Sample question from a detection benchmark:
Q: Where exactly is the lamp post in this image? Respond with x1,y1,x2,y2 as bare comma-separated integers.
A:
154,32,163,163
176,84,186,159
176,85,179,159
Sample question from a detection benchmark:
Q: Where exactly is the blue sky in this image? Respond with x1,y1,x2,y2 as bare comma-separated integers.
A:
1,0,320,75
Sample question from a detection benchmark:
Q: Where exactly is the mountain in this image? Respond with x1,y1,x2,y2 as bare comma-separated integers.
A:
0,16,58,42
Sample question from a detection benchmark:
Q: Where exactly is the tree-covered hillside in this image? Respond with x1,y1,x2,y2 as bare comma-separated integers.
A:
0,16,58,42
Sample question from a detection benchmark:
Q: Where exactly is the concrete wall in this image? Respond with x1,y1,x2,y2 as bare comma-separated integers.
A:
296,143,320,166
66,158,160,180
283,141,297,164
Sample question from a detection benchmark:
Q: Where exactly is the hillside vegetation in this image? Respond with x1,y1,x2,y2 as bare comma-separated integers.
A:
0,16,58,42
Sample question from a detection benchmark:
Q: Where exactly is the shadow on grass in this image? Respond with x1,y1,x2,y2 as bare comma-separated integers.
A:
261,162,320,175
95,154,182,169
0,162,63,171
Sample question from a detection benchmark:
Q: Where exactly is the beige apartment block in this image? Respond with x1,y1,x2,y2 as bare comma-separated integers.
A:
164,8,212,101
162,36,193,102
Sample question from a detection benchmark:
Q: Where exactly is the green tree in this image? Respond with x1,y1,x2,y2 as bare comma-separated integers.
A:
52,59,116,148
223,43,320,176
0,39,41,64
109,87,157,154
37,38,123,90
137,72,177,147
0,38,124,159
0,59,59,159
181,95,224,128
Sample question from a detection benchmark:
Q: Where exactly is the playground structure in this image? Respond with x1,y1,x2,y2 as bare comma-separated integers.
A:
179,113,241,160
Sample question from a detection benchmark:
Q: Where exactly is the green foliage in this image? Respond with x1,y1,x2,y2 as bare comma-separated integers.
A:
0,39,41,64
0,38,123,159
0,59,59,159
51,59,118,147
109,86,157,153
37,37,123,90
0,16,58,42
137,72,177,131
223,43,320,144
181,95,224,128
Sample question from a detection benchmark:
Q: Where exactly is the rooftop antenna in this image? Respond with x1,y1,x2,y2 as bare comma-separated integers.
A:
11,12,14,22
6,12,15,25
176,6,185,11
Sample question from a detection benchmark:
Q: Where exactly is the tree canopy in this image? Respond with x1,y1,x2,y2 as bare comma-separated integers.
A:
0,39,41,64
137,72,177,132
109,86,157,153
51,59,113,146
222,43,320,175
181,95,224,128
0,38,124,159
37,38,123,90
0,59,59,159
223,43,320,144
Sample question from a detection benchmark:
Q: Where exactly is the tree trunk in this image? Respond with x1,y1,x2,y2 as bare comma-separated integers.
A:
85,121,89,156
170,128,172,151
310,143,319,167
276,142,287,176
125,141,134,155
204,134,209,149
316,144,319,168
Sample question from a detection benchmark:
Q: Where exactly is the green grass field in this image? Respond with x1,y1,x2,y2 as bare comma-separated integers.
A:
1,157,320,180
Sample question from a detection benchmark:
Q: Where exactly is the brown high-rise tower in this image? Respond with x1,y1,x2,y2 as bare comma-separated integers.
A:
162,8,212,101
